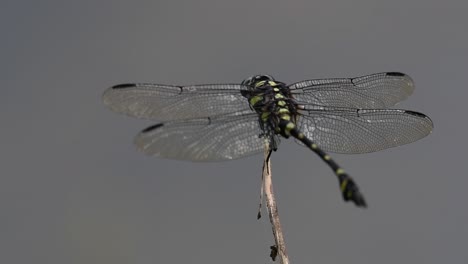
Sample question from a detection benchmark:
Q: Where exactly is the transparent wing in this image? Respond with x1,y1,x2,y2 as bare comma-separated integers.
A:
134,111,274,161
296,107,433,154
103,83,250,120
289,72,415,109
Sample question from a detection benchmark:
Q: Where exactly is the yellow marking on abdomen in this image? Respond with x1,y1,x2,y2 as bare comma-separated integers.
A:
298,133,304,139
340,179,348,191
324,155,331,160
336,168,345,175
275,93,285,99
311,143,318,149
278,108,290,114
277,100,286,106
285,122,295,132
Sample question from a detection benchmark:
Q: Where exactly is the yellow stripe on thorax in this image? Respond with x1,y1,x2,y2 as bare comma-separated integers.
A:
261,112,270,122
249,95,263,106
255,80,266,88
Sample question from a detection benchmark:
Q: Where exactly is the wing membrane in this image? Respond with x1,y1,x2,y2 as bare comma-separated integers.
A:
296,107,433,154
103,83,250,120
289,72,415,109
134,111,271,161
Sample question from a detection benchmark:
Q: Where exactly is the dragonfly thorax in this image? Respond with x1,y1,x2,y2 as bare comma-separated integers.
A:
240,75,299,142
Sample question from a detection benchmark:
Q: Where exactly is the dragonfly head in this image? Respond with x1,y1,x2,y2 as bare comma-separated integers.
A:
242,75,275,88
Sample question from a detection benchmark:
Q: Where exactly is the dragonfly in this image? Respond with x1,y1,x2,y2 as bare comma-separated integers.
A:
102,72,433,208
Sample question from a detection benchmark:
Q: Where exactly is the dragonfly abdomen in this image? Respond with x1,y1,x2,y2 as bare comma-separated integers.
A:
278,119,367,207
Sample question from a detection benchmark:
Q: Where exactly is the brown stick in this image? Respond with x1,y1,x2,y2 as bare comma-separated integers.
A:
263,146,290,264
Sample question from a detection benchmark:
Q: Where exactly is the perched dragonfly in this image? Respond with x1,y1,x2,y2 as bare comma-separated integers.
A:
103,72,433,207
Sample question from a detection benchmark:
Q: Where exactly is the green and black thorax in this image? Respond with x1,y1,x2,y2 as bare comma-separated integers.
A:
241,75,299,142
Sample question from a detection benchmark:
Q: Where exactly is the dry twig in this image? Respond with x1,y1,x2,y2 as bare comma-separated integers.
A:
261,146,289,264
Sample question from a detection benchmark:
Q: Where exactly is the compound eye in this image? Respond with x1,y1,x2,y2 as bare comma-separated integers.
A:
242,75,274,86
255,75,274,83
242,76,253,86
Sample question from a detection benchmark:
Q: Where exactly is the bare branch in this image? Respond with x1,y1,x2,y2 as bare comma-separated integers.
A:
263,146,289,264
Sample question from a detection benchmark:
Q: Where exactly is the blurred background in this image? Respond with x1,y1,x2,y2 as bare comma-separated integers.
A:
2,0,467,263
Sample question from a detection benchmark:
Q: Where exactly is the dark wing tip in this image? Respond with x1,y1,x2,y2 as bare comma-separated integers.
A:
386,72,406,77
141,123,164,133
112,83,137,89
404,110,428,118
404,110,434,131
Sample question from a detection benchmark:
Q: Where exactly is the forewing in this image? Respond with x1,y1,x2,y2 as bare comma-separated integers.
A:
296,107,433,154
103,83,250,120
289,72,415,109
134,111,269,161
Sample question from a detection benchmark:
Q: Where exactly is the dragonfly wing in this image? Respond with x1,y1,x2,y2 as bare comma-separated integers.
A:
103,83,250,120
289,72,415,109
296,107,433,154
134,111,274,161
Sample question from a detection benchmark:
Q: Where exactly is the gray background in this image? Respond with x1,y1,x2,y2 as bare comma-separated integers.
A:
2,0,467,263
